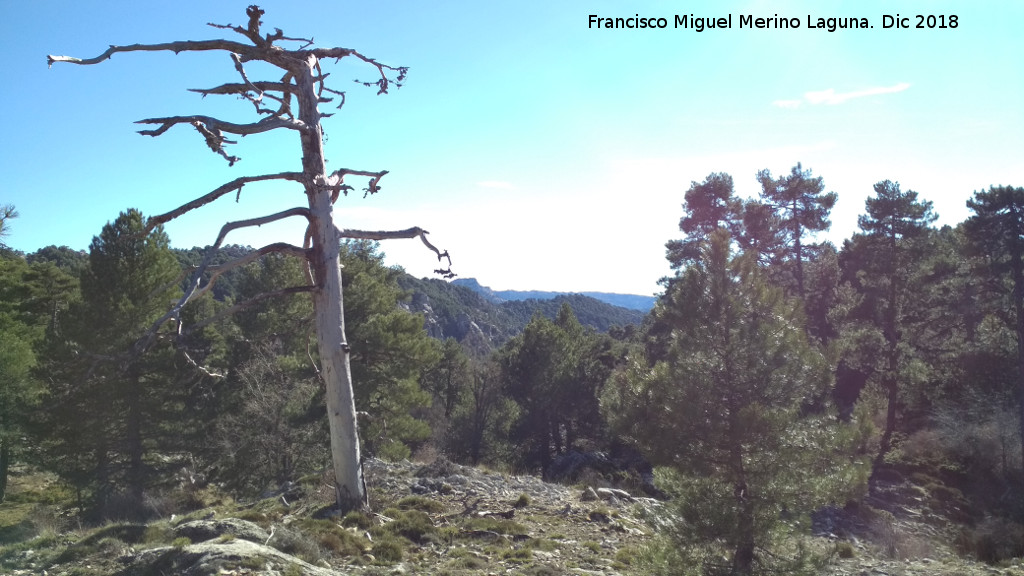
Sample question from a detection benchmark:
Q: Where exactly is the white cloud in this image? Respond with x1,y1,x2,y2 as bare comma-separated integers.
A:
477,180,516,190
774,82,911,108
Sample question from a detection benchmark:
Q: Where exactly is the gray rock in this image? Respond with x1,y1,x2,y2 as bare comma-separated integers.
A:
173,518,270,544
596,487,632,502
130,538,340,575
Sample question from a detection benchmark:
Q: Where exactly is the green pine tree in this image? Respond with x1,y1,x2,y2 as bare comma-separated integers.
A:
965,185,1024,473
39,209,181,516
843,181,937,479
606,229,860,575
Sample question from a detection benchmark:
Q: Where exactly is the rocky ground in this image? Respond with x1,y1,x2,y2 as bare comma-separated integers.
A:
2,458,1023,575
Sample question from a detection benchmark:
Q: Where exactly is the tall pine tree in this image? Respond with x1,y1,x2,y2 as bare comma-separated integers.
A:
606,229,850,575
965,185,1024,472
844,181,937,479
40,209,181,516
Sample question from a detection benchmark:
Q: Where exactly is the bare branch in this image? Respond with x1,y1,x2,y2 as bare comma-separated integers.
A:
191,81,290,117
192,121,240,165
144,172,303,234
212,207,311,248
136,114,306,137
267,28,314,49
278,71,295,117
247,5,265,42
206,5,266,46
133,208,312,356
185,285,315,335
325,168,388,203
190,242,310,302
180,349,227,379
47,39,257,68
189,80,297,97
311,48,409,95
338,226,455,278
306,331,322,380
320,86,347,109
230,52,263,99
135,115,306,164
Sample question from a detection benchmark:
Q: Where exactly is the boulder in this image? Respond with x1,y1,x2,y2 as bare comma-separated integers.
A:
174,518,270,545
129,538,340,576
596,487,633,502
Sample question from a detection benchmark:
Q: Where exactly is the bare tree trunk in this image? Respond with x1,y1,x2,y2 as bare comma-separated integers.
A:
295,56,367,511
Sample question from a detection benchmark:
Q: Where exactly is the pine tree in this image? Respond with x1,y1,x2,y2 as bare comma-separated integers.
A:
40,209,181,515
755,163,838,301
340,241,440,460
666,173,744,270
0,261,40,502
0,233,78,502
422,337,472,419
965,185,1024,471
606,229,853,575
0,204,18,247
446,357,518,465
847,181,937,477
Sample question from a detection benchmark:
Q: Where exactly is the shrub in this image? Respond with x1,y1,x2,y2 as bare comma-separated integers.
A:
956,516,1024,564
499,547,532,562
383,510,436,544
463,517,527,535
396,495,445,513
371,534,404,563
292,519,370,559
341,511,372,530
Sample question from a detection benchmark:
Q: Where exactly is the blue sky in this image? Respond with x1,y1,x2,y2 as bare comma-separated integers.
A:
2,1,1021,295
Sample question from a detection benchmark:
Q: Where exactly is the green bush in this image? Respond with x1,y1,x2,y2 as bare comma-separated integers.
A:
499,547,532,562
371,534,404,563
835,541,855,559
293,518,370,558
463,517,526,535
396,495,445,513
513,493,530,508
341,511,372,530
382,510,436,544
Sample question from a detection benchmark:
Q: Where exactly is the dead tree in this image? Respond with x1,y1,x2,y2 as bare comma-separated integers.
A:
48,5,452,512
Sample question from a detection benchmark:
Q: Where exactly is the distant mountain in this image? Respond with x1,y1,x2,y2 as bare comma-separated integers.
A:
397,275,647,350
451,278,657,312
164,245,646,351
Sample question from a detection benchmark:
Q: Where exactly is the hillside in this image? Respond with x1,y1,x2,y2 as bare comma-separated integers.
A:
452,278,658,312
1,460,1013,576
397,275,645,347
167,247,645,348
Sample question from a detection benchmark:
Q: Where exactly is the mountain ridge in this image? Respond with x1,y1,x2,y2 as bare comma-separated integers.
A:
397,275,646,350
451,277,657,312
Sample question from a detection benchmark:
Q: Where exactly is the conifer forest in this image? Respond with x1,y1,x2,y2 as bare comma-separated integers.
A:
2,6,1024,576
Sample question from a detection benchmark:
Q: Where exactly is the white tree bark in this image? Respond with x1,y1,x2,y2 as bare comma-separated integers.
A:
294,54,366,509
